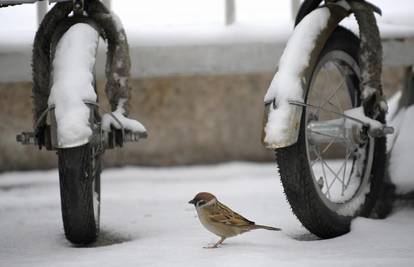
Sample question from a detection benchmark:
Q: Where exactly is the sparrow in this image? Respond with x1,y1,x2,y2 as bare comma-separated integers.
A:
189,192,281,248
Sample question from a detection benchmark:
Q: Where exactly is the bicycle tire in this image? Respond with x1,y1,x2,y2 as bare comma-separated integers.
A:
276,27,386,239
58,144,101,244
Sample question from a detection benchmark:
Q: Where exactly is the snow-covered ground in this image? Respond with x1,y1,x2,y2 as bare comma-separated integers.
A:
0,162,413,267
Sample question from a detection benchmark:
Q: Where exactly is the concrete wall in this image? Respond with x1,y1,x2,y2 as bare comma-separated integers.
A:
0,67,406,172
0,73,275,171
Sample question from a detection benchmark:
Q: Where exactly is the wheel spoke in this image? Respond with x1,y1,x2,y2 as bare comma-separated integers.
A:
302,49,375,210
326,98,342,113
335,91,345,113
326,148,354,192
342,144,349,196
319,78,345,111
307,129,347,142
313,145,332,199
320,132,341,155
324,159,344,191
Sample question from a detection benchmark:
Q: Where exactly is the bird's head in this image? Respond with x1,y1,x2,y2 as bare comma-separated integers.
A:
189,192,217,208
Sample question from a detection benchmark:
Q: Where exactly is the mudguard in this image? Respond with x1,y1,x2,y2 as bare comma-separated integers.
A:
32,0,133,149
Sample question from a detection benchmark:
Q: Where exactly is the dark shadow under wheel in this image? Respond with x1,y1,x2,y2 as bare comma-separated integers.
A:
276,27,386,239
58,143,101,244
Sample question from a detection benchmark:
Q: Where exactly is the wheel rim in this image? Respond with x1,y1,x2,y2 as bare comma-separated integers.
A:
90,145,100,227
304,50,375,216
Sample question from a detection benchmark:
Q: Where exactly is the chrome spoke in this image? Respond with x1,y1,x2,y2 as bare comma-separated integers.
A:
321,132,341,155
319,78,345,111
326,148,354,192
325,159,345,191
342,144,350,196
304,51,373,209
307,129,346,141
335,91,345,113
326,98,342,113
313,145,331,199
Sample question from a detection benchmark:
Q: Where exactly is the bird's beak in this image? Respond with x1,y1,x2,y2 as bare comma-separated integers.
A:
188,199,196,204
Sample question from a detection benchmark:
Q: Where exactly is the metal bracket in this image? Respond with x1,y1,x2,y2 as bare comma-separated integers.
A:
352,0,382,15
72,0,84,16
289,100,394,138
17,101,147,150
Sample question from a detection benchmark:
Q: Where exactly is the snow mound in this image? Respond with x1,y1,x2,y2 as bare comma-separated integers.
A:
102,98,146,133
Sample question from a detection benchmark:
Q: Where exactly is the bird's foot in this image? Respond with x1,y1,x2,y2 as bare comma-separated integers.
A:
203,237,225,249
203,244,220,249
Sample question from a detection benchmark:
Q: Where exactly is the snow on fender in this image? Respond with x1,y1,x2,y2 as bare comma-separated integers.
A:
262,8,331,149
48,23,99,148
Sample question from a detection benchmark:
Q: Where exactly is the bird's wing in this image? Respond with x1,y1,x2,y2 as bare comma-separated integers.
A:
208,202,255,227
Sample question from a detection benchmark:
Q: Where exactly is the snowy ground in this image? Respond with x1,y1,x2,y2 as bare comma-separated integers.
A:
0,162,413,267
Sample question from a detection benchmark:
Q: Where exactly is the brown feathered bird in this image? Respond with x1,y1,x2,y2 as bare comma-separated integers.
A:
189,192,281,248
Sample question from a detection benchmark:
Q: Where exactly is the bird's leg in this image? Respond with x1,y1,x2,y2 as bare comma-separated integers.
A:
214,237,225,248
204,237,225,249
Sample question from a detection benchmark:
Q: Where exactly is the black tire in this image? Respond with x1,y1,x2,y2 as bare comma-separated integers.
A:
58,143,101,244
276,28,386,239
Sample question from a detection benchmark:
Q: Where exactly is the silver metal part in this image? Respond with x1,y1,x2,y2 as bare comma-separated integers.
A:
303,48,375,214
289,100,369,126
307,118,362,146
123,131,148,142
16,132,37,145
72,0,83,15
291,101,394,139
368,125,394,138
16,101,147,150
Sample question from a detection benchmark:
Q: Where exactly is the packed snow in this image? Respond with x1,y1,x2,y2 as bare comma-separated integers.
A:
389,105,414,194
263,8,330,147
344,107,384,129
49,23,146,145
0,162,413,267
102,98,147,133
386,90,414,194
48,23,99,148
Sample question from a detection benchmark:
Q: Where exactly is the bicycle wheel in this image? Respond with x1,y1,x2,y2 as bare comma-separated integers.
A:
58,143,101,244
276,27,386,238
51,20,102,245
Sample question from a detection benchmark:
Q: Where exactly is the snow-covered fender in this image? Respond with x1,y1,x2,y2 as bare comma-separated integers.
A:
32,0,137,149
262,0,384,149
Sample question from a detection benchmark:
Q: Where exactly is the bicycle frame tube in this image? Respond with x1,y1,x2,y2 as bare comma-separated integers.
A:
262,0,383,149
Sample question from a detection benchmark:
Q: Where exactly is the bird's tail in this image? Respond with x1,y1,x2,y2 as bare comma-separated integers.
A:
253,224,281,231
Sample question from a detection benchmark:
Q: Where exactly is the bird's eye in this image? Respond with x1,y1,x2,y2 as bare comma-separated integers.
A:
197,200,206,206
